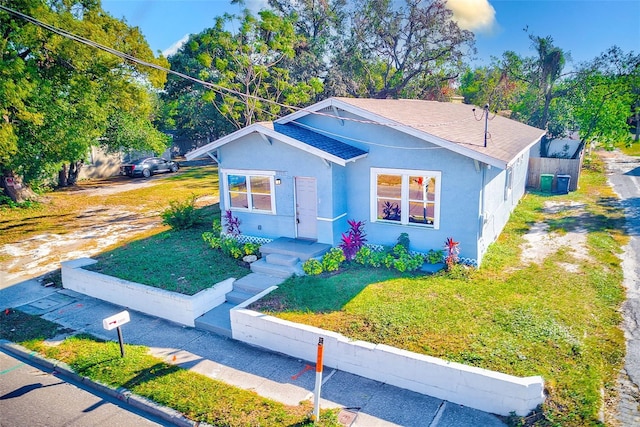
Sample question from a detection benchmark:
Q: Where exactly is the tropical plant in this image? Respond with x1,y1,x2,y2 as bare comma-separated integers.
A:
444,237,460,271
339,219,367,261
382,201,401,220
223,210,241,237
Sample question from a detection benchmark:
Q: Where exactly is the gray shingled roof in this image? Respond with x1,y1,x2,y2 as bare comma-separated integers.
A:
273,122,367,161
332,98,546,166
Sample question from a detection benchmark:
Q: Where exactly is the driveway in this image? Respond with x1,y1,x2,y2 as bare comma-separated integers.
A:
601,150,640,425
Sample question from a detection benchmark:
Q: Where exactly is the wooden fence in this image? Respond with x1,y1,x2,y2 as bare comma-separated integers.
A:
527,151,584,192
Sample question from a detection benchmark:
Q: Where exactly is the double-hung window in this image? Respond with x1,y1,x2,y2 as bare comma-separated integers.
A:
224,169,275,213
371,168,441,229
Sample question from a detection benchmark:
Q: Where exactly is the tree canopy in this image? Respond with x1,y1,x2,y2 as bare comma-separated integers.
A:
1,0,169,198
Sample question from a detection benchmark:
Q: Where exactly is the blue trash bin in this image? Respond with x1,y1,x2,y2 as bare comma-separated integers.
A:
556,174,571,194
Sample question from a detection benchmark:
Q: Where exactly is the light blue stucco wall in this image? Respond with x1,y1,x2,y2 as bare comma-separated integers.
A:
296,112,484,263
217,132,346,245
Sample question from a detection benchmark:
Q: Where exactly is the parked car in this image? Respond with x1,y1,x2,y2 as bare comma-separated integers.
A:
120,157,179,178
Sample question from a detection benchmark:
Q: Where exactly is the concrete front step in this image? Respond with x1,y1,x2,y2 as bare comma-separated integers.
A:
265,253,299,267
233,273,284,294
194,302,234,338
225,289,254,305
259,237,331,261
250,259,301,279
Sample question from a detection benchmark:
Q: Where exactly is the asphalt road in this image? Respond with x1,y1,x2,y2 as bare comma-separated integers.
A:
602,151,640,425
0,349,169,427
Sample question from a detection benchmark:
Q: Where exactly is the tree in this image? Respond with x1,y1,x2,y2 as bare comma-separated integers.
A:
165,9,322,132
0,0,168,201
568,47,640,150
337,0,475,99
501,35,570,133
459,63,527,111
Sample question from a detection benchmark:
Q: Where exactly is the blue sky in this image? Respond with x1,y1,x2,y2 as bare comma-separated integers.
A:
102,0,639,67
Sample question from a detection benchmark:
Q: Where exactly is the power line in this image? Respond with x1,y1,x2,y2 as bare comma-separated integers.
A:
1,4,477,134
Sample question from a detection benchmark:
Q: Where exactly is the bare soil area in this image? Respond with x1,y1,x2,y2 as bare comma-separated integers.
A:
0,173,217,288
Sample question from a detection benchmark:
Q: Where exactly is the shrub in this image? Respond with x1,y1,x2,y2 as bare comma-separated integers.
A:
354,244,423,272
426,249,444,264
303,258,323,275
161,195,203,230
321,248,346,272
202,219,223,249
339,219,367,261
220,236,244,259
396,232,410,250
242,242,260,257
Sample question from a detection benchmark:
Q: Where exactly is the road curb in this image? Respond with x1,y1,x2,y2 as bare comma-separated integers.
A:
0,339,207,427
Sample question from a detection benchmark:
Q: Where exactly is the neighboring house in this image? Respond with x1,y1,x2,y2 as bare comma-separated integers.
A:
186,97,545,266
79,146,171,180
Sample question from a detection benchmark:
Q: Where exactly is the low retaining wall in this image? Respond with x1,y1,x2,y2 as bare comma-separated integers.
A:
231,291,544,417
62,258,234,327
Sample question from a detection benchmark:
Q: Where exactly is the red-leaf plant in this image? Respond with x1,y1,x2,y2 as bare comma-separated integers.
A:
444,237,460,270
339,219,367,261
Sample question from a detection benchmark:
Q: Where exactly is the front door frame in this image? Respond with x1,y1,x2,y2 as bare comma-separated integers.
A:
294,176,318,240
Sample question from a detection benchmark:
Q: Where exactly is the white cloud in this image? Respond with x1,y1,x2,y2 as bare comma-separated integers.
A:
446,0,497,34
162,34,190,58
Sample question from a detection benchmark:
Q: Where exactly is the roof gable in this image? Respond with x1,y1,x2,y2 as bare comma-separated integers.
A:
185,121,367,166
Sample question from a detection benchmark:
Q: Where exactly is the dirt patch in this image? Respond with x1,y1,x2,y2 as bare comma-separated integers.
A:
0,175,218,288
520,201,591,270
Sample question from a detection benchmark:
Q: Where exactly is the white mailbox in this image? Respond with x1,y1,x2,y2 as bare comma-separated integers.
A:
102,310,130,331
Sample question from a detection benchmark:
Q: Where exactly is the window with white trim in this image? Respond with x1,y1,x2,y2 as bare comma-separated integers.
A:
371,168,441,229
223,169,275,213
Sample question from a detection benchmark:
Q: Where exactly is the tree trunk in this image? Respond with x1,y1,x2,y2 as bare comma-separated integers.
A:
58,164,69,187
1,171,39,203
67,160,83,186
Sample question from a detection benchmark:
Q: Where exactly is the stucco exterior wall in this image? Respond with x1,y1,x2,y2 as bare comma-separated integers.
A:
297,112,483,262
218,133,344,245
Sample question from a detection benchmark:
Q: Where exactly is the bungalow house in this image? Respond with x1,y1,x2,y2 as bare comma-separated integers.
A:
186,97,545,266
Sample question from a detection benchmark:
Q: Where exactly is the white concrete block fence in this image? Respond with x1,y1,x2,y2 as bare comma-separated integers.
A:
231,289,545,417
61,258,234,327
61,259,544,416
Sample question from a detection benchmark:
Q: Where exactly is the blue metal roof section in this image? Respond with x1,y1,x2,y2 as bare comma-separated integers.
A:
273,122,367,161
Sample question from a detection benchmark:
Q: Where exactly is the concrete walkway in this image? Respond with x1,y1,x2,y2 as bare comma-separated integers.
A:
1,278,506,427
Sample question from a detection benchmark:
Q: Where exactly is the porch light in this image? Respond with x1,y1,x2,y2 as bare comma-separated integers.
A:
275,178,281,185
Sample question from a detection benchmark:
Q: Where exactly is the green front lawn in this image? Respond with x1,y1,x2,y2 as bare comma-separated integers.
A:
86,204,250,295
252,155,627,426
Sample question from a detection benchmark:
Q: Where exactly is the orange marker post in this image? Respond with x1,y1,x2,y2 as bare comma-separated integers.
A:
313,337,324,422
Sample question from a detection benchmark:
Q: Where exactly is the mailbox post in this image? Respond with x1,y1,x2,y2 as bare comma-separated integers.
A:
102,311,130,357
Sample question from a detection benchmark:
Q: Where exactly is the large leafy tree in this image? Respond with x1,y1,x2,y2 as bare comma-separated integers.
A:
567,47,640,150
165,9,322,135
337,0,475,99
0,0,168,200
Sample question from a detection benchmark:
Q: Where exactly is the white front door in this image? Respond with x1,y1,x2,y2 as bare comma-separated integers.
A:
295,177,317,240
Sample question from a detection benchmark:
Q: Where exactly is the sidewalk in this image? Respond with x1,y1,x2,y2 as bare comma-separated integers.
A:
1,278,506,427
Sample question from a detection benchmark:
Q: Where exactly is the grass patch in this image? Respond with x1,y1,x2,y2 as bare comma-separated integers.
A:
86,205,249,295
0,309,69,343
9,329,338,426
254,154,627,426
619,139,640,156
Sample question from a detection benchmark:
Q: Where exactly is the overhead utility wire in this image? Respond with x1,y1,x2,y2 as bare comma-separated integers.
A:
1,4,477,132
